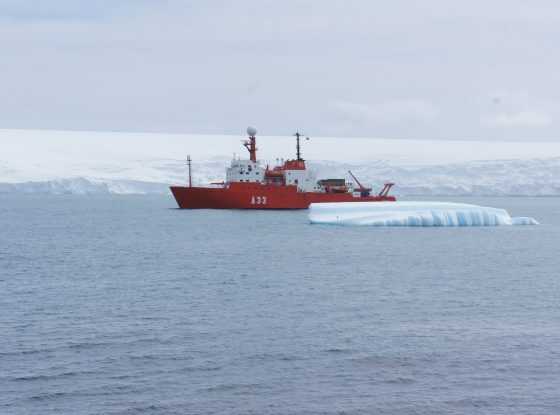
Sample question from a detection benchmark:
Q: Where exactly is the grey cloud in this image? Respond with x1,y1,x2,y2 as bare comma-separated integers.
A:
0,0,157,21
0,0,558,140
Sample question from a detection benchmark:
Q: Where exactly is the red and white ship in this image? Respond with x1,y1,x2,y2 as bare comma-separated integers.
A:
170,127,396,209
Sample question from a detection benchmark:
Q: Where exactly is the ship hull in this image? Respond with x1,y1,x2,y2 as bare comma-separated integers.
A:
170,183,396,209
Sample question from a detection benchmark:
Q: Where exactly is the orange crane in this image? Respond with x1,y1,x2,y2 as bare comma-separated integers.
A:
348,170,395,198
348,170,372,197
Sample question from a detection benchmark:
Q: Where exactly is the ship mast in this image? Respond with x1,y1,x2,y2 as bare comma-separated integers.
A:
187,155,192,187
244,126,258,162
294,131,309,161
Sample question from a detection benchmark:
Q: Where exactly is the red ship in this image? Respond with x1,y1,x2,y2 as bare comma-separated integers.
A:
170,127,396,209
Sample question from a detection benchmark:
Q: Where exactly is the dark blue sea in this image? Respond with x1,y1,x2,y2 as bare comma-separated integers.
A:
2,195,559,414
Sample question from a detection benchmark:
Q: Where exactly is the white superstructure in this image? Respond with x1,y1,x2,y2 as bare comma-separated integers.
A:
282,168,320,191
226,159,265,183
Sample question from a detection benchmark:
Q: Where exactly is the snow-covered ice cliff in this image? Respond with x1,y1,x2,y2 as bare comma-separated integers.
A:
2,129,560,195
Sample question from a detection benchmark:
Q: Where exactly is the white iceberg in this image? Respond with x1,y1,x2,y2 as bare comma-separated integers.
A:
309,201,539,226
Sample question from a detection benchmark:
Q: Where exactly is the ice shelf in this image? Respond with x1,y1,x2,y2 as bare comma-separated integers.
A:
2,129,560,195
308,201,539,226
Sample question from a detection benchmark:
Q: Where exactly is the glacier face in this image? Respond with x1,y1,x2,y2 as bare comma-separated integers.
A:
308,158,560,197
308,201,539,226
0,178,170,195
2,129,560,195
2,158,560,196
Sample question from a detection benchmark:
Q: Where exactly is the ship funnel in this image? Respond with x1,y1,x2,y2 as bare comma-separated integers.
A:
247,126,257,137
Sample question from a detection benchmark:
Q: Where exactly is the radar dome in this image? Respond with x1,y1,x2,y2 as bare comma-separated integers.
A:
247,126,257,136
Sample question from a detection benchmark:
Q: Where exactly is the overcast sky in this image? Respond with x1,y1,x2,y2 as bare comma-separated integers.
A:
1,0,559,140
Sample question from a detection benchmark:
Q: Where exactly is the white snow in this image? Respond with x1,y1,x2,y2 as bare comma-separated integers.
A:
0,178,169,195
2,128,560,195
308,201,539,226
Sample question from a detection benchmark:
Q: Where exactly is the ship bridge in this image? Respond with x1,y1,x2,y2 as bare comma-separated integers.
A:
226,158,265,183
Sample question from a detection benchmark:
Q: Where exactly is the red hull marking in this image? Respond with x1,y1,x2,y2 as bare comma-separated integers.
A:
170,183,396,209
